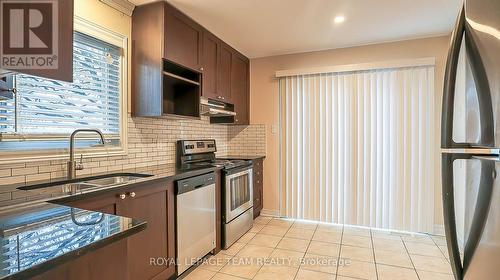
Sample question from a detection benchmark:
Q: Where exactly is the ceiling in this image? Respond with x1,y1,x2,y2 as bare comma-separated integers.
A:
129,0,462,58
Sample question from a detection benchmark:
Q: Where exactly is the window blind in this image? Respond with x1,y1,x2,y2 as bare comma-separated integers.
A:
279,66,437,233
0,32,121,136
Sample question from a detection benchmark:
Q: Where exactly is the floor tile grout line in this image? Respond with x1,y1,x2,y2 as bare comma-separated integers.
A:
429,233,449,261
279,218,307,280
369,228,379,280
334,224,344,280
215,217,269,278
401,235,421,280
217,218,454,280
293,219,324,279
251,217,301,280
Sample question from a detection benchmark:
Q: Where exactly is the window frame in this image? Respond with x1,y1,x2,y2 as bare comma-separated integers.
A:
0,16,129,163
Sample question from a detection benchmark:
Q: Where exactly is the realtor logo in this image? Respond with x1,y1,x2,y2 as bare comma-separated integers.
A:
0,0,58,69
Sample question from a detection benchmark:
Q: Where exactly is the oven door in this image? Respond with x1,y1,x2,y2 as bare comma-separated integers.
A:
225,167,253,223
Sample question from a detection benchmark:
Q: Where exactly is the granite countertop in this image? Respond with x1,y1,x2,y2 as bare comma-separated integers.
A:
0,202,146,280
0,163,221,280
218,155,266,160
0,163,221,209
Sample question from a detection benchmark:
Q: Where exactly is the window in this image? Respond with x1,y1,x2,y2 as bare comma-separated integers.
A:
0,31,125,155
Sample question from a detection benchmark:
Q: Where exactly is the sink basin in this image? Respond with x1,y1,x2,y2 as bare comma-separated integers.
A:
82,175,149,188
17,173,153,192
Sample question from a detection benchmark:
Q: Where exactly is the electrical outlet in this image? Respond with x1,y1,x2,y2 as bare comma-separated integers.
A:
271,125,278,135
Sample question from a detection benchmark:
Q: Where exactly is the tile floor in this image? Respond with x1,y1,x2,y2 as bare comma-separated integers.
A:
184,216,453,280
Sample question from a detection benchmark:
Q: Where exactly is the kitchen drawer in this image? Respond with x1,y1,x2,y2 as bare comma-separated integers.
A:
251,158,264,219
253,159,263,169
253,175,263,186
253,169,263,178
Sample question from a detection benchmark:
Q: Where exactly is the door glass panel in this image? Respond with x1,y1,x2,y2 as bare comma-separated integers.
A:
230,174,250,211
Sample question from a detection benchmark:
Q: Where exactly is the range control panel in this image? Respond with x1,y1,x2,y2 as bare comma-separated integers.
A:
180,140,216,155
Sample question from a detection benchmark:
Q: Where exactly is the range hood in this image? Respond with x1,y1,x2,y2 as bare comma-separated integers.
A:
200,97,236,117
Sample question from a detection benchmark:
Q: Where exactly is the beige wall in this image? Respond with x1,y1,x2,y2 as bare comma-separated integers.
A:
250,36,450,227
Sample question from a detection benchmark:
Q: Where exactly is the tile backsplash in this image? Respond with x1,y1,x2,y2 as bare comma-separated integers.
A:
0,115,266,185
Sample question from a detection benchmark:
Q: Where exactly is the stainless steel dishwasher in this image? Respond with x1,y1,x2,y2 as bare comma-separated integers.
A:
176,172,216,275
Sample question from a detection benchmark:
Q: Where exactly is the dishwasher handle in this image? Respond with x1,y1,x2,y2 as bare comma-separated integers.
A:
176,172,215,195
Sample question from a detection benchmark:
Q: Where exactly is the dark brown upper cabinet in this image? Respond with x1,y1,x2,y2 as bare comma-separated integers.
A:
218,43,233,103
132,1,201,118
202,31,219,100
132,1,250,123
201,34,233,104
231,53,249,125
164,4,203,71
0,0,73,82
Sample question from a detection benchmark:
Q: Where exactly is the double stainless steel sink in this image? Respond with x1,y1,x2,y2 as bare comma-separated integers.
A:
18,173,153,196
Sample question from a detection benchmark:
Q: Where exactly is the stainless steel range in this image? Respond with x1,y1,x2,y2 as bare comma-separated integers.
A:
177,139,254,249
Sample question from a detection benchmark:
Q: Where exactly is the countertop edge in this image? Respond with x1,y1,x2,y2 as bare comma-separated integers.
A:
0,165,223,279
47,166,222,205
1,220,147,280
218,155,266,160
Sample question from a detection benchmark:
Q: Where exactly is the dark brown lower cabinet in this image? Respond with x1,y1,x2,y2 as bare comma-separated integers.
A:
31,239,128,280
253,159,264,218
119,181,175,280
58,179,176,280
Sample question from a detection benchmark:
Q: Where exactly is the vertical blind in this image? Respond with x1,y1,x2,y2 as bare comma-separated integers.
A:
0,32,121,135
279,66,436,233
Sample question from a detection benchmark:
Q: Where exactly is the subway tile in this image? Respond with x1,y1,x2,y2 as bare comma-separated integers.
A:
0,169,11,178
12,167,38,176
0,175,26,185
0,116,265,184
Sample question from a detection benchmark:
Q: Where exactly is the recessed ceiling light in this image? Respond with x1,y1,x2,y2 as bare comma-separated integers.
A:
334,15,345,24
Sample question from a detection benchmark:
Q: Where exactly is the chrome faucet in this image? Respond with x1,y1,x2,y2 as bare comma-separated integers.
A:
67,129,106,179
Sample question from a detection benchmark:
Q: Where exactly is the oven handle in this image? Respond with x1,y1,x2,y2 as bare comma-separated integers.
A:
226,169,253,180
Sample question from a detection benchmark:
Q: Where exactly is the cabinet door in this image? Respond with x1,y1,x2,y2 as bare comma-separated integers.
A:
118,181,175,280
218,44,232,103
164,3,203,71
231,54,249,125
31,239,128,280
202,32,219,100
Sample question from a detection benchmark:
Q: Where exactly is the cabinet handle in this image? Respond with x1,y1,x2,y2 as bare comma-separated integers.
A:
119,193,126,200
222,96,225,100
257,180,260,184
129,192,136,198
200,67,204,71
235,119,239,122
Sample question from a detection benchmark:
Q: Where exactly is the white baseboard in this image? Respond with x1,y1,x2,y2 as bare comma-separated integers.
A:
260,208,280,217
433,224,445,236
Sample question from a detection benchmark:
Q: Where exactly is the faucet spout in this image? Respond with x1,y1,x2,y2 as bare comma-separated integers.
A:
67,129,106,179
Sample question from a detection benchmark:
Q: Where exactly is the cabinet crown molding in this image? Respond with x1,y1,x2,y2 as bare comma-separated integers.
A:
100,0,135,16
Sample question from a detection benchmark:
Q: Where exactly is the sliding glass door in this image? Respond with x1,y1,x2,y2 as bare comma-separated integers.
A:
279,65,437,233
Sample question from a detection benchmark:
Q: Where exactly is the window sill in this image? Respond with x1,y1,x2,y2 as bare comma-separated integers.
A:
0,147,128,165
